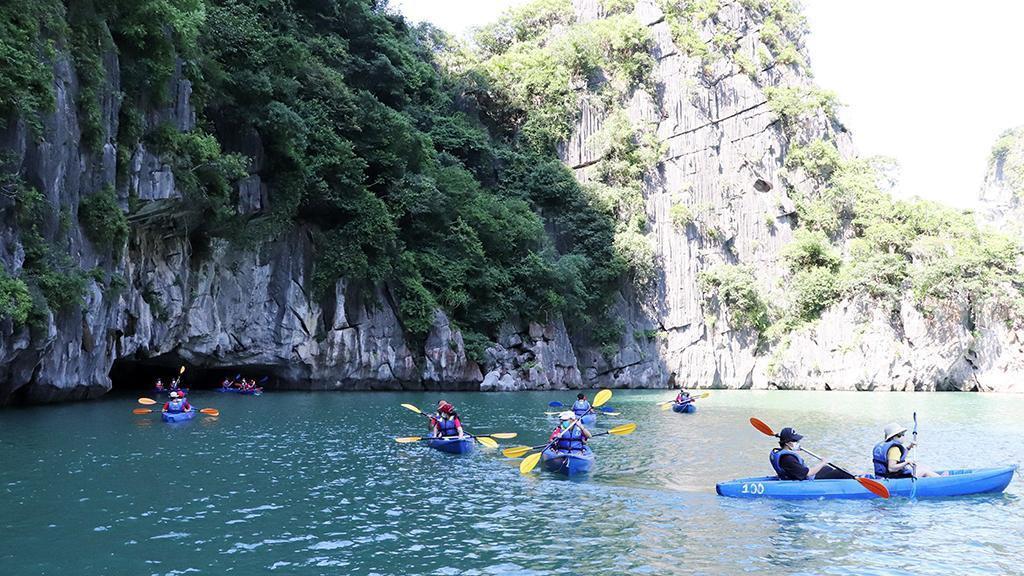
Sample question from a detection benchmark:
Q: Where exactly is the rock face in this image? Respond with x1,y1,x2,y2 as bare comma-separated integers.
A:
979,127,1024,238
2,1,1023,405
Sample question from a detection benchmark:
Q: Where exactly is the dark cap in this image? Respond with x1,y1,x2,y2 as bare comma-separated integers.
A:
779,427,803,443
577,393,586,400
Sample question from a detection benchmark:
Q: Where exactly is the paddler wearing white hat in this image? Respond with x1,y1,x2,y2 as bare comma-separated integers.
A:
872,422,943,478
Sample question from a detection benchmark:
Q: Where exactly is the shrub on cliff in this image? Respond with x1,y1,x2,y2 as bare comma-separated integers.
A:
79,186,129,250
699,265,771,334
0,272,32,325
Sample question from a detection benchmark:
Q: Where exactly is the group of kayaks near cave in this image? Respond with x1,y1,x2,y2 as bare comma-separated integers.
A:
133,374,1018,500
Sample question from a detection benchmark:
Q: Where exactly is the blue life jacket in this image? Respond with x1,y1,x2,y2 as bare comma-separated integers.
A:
872,441,907,477
436,417,459,437
572,400,591,417
167,399,184,413
556,426,586,451
769,448,806,480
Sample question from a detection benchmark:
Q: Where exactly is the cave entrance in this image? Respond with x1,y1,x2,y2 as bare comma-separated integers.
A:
108,356,278,393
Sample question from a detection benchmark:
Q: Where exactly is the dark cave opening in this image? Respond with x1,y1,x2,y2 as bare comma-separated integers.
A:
108,355,279,392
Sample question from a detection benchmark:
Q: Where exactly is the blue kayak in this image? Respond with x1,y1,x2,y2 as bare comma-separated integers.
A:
671,402,696,413
216,387,262,395
161,409,196,423
541,447,595,476
427,437,475,455
716,467,1017,500
580,413,597,426
153,388,188,396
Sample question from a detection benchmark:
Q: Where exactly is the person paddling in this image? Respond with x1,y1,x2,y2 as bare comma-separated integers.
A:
770,427,840,480
873,423,942,478
675,389,693,406
431,401,464,438
550,411,591,452
571,393,591,418
162,391,191,414
155,378,165,392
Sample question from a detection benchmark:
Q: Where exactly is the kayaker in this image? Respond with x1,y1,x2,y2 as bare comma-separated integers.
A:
769,427,834,480
162,391,191,414
571,393,591,418
431,401,464,438
155,378,164,391
872,423,943,478
675,389,693,405
550,411,591,451
170,377,182,391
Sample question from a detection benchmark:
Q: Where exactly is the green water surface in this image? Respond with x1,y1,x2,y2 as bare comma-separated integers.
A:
1,390,1021,575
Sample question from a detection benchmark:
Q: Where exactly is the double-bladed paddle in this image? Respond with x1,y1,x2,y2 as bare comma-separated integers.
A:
659,392,709,410
501,422,637,458
394,435,498,448
749,417,889,499
399,403,516,448
519,389,612,474
136,397,219,416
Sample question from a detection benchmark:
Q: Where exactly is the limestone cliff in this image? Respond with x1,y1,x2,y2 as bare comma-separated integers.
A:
2,0,1023,405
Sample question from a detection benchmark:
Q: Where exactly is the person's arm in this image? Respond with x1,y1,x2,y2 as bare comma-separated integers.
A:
886,446,911,473
779,454,809,480
807,459,831,478
454,417,464,437
578,424,592,439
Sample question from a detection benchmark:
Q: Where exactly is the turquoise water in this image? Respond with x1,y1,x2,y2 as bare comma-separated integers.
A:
1,390,1021,575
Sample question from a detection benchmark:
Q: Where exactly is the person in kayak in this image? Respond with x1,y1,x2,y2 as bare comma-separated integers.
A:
155,378,164,391
769,427,840,480
550,411,591,451
162,391,191,414
170,377,182,391
431,401,464,438
571,393,591,418
872,423,943,478
674,389,693,406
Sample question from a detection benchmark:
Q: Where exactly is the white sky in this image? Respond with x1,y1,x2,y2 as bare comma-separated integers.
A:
392,0,1024,209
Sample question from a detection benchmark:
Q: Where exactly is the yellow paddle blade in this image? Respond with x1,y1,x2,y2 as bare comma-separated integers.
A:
137,397,158,405
519,451,543,474
476,436,499,449
593,389,612,408
179,365,186,374
489,433,517,439
401,403,423,415
608,423,637,435
395,436,424,443
199,408,220,416
660,402,673,411
696,392,710,399
132,408,152,414
502,446,532,458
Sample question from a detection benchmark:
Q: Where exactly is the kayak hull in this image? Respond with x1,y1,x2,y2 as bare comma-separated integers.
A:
716,467,1018,500
580,413,597,426
161,409,196,423
427,437,475,455
216,388,262,395
541,447,595,476
671,402,696,413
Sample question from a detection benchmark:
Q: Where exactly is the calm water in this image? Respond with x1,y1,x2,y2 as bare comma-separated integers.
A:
1,390,1021,575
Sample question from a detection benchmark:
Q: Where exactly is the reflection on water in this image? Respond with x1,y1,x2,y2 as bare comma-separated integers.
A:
0,390,1021,575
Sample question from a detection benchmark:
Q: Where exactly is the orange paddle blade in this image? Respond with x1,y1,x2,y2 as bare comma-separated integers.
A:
857,477,890,499
137,397,158,405
199,408,219,416
132,408,152,414
749,417,775,437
